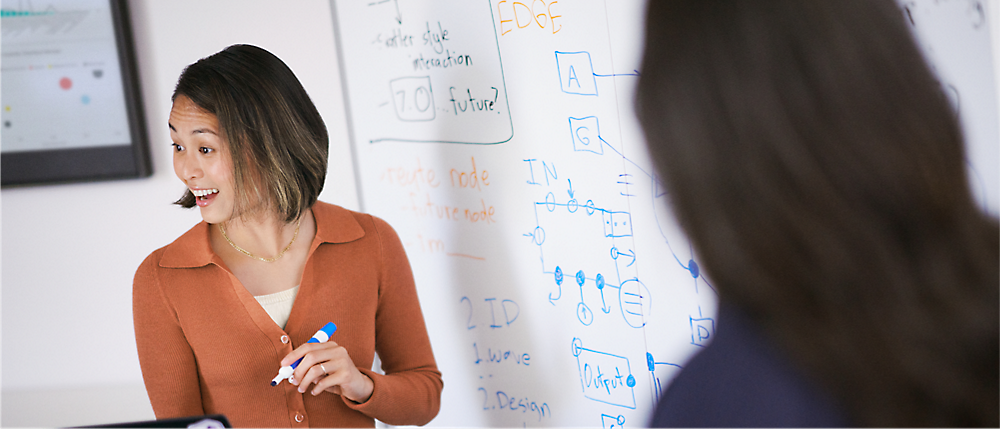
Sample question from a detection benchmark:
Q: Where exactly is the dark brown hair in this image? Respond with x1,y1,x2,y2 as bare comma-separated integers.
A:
173,44,328,223
636,0,998,426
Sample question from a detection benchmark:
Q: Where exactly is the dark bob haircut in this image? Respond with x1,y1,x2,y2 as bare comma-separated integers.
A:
637,0,998,426
173,44,328,223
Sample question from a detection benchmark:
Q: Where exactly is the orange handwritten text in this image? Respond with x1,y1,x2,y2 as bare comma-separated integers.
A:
451,156,490,192
380,157,440,191
404,192,497,225
497,0,562,36
405,232,486,260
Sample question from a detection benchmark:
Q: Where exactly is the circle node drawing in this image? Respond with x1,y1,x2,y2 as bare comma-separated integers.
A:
533,226,546,245
577,302,594,325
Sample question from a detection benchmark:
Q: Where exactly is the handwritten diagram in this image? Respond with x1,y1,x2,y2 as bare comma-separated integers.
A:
336,0,998,426
335,0,725,426
338,0,513,144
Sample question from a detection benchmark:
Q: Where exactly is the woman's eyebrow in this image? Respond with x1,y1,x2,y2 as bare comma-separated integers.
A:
167,122,217,135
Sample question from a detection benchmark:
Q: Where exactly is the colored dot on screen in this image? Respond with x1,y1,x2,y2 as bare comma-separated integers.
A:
81,95,91,105
59,77,72,90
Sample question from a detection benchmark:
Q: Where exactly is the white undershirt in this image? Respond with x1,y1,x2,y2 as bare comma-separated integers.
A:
254,285,300,329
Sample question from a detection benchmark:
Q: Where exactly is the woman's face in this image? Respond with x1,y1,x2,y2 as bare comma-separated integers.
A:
169,95,235,224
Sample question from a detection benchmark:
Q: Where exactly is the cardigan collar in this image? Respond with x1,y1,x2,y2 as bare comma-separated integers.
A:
159,201,365,268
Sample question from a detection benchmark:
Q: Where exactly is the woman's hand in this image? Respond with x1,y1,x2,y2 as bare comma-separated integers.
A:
281,341,374,403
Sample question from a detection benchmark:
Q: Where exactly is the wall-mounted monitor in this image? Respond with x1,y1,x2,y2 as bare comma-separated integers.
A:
1,0,150,186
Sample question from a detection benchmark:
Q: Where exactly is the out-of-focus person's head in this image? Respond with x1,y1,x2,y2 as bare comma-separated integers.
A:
636,0,998,426
172,44,328,223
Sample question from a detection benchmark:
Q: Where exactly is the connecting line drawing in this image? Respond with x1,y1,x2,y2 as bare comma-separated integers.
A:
522,181,651,328
555,51,639,96
601,414,626,429
566,113,715,297
572,338,638,409
366,0,401,24
645,352,683,404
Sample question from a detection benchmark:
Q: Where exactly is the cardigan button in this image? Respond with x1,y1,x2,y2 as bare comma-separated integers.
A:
294,413,304,423
280,335,289,344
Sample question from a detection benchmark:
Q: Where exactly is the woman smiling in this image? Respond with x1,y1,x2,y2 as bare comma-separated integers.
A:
133,44,442,428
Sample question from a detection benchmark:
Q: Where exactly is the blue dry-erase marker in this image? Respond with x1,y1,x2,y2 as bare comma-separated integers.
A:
271,322,337,386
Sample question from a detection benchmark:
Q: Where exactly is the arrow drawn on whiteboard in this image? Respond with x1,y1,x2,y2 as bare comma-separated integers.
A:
567,179,575,199
618,249,636,267
367,0,401,24
593,69,640,78
549,266,564,306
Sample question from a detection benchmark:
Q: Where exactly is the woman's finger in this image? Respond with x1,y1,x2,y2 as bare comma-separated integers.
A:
280,340,339,367
299,347,349,391
289,343,340,387
297,361,332,392
310,360,352,395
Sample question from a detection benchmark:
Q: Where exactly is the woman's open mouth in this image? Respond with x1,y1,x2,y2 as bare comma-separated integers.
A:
191,188,219,207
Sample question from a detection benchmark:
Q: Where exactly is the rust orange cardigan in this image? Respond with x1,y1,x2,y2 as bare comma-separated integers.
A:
133,202,443,427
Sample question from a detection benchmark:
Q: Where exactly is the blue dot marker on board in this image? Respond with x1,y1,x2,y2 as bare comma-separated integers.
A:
270,322,337,386
689,259,700,278
646,352,655,371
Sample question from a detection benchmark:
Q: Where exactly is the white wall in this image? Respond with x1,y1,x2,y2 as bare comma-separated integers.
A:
0,1,357,426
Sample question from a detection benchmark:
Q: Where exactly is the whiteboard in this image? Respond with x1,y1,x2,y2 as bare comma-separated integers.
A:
329,0,998,426
902,0,999,216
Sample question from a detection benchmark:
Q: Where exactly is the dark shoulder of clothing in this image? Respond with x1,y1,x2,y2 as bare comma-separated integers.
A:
649,302,850,427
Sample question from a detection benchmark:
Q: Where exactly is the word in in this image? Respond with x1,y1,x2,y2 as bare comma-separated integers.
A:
523,158,559,186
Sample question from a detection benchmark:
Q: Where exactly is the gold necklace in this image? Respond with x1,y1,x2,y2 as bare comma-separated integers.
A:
219,218,301,263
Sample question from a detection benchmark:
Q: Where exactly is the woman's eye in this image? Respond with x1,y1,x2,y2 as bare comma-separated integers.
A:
171,143,184,152
199,147,214,154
